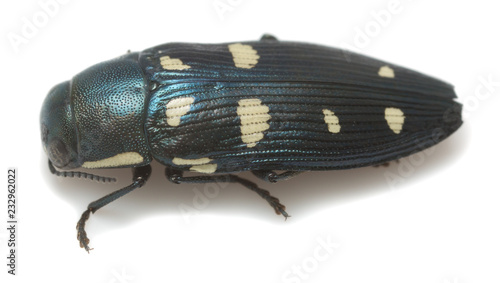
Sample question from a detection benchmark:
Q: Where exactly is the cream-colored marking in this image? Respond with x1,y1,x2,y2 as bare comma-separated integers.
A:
160,56,191,70
172,157,211,165
322,109,341,133
385,107,405,134
82,152,143,168
190,164,217,174
228,43,260,69
172,157,217,174
378,65,395,78
166,97,195,126
237,99,271,148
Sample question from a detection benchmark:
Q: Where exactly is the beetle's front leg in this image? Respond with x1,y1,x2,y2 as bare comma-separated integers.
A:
76,165,152,252
165,168,290,219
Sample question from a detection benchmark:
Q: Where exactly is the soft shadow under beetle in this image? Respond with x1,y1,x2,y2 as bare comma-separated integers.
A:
40,35,462,252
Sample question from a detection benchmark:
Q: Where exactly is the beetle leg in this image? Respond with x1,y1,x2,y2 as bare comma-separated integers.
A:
373,159,400,168
251,170,302,183
76,165,152,252
165,168,289,219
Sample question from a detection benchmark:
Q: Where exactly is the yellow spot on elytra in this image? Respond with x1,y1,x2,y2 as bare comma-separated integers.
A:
172,157,217,174
82,152,143,168
160,56,191,70
172,157,212,165
190,164,217,173
378,65,395,78
228,43,260,69
237,99,271,147
322,109,341,133
166,97,195,127
385,107,405,134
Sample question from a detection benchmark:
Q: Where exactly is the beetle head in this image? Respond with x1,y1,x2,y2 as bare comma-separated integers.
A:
40,81,81,169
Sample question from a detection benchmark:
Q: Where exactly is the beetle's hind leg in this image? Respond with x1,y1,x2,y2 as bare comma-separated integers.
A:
165,168,289,219
76,165,152,252
251,170,302,183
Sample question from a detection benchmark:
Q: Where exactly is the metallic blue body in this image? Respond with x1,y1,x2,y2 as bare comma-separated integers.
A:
40,39,462,173
72,53,151,166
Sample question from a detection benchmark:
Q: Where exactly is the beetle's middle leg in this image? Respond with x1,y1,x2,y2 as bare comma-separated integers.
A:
165,168,289,219
251,170,303,183
76,165,152,252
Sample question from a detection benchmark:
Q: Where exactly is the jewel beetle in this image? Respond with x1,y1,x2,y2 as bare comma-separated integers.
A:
40,35,462,252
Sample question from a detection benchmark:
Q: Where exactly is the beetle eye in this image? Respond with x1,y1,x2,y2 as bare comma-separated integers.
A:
48,138,70,168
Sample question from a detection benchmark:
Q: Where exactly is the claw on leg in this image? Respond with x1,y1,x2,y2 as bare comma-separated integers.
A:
76,209,93,252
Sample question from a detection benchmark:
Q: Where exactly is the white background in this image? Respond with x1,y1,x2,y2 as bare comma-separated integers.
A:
1,0,499,282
